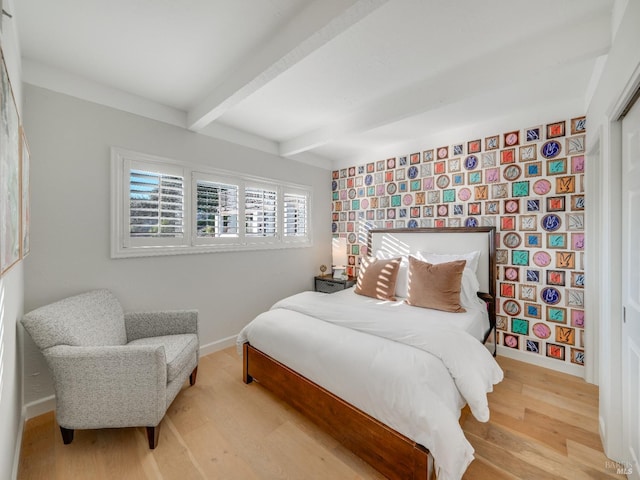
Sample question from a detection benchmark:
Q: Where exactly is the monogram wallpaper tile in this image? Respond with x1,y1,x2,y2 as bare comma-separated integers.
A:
331,116,586,368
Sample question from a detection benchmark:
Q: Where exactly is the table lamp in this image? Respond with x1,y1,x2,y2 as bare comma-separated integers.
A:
332,237,348,279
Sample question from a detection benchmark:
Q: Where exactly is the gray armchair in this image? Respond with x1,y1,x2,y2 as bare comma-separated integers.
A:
21,289,198,449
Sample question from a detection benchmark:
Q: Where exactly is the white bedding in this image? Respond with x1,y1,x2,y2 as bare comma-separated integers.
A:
237,289,503,480
276,287,491,341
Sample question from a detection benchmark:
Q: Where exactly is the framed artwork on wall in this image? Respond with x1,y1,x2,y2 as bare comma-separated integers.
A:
566,135,585,154
571,116,586,134
485,135,499,150
525,126,541,142
546,121,566,139
546,343,566,361
467,139,481,153
519,144,537,161
1,48,21,275
20,127,31,257
504,130,520,147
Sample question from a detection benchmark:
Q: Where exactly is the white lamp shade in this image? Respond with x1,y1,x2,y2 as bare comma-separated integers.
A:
332,237,348,267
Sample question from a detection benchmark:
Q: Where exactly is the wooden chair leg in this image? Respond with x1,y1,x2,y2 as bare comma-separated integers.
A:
146,424,160,449
60,426,74,444
189,366,198,386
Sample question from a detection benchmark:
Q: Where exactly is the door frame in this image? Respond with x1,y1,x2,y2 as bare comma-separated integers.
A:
620,83,640,480
590,61,640,462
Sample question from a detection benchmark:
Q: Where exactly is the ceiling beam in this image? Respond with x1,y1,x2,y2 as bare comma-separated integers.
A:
187,0,389,132
279,11,611,157
22,60,188,128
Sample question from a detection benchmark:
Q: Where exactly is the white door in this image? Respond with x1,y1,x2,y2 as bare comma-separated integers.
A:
622,93,640,480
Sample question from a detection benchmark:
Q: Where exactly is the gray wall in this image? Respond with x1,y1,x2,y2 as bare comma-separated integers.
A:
0,4,24,478
22,84,332,407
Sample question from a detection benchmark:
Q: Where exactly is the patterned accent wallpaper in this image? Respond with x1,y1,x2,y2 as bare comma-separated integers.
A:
331,116,586,369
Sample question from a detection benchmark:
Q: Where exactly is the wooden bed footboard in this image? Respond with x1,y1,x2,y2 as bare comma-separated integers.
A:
242,342,433,480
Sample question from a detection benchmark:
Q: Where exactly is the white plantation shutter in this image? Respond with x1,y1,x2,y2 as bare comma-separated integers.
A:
129,169,184,238
284,192,308,237
112,147,310,257
196,180,239,237
245,187,277,237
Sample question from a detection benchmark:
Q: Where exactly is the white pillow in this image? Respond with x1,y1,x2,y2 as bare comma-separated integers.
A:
417,250,481,272
375,251,409,298
459,267,482,310
415,251,482,310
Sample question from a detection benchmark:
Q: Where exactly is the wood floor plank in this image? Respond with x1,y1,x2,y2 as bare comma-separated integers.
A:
522,383,599,419
177,418,261,480
93,428,150,480
52,429,110,480
488,381,599,433
465,431,560,480
328,443,387,480
464,413,617,480
146,419,206,480
18,349,624,480
263,420,370,480
566,439,630,477
462,456,518,480
485,389,526,420
522,409,604,453
485,408,571,455
504,363,598,409
18,412,56,479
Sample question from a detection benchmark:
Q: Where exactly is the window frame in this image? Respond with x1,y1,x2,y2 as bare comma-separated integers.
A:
126,159,189,248
111,147,312,258
192,172,242,247
244,180,279,243
282,187,310,244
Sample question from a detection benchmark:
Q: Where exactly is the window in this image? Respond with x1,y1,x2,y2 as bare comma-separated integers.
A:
195,179,239,239
245,186,277,238
130,169,184,239
111,148,311,257
284,192,308,237
117,155,189,251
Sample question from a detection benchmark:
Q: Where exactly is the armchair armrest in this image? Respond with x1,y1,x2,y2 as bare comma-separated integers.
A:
44,344,167,429
124,310,198,342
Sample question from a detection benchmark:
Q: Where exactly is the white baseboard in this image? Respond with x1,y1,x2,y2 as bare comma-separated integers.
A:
12,410,25,480
497,345,585,378
23,395,56,421
199,334,238,357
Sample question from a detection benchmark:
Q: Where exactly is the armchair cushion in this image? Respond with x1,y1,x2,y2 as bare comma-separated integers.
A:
128,334,198,383
124,310,198,341
22,290,127,348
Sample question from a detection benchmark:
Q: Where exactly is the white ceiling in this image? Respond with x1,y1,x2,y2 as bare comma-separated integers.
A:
15,0,613,169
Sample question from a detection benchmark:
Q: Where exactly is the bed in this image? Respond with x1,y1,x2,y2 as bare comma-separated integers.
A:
237,227,502,480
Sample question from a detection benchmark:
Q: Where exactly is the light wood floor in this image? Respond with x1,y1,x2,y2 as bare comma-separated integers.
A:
18,347,626,480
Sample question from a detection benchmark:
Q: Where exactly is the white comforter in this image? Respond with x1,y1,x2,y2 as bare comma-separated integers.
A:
237,289,503,480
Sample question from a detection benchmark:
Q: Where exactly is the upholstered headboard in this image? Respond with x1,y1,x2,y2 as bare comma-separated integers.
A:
368,227,496,296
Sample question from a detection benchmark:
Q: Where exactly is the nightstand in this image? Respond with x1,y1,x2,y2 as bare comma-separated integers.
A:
314,275,356,293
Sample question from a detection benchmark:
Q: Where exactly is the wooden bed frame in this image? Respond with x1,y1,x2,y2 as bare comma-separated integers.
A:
243,343,432,479
242,227,496,479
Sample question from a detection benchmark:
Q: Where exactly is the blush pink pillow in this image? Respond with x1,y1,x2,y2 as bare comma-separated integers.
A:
405,256,466,313
354,256,401,301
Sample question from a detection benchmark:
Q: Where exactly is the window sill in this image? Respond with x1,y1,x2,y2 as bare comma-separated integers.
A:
111,239,312,259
